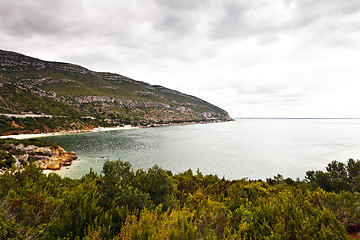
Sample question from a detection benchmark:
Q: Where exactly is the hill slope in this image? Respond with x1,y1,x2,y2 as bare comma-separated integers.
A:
0,50,230,134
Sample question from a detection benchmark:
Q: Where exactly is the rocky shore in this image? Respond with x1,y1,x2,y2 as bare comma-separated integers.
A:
0,139,77,173
11,143,77,170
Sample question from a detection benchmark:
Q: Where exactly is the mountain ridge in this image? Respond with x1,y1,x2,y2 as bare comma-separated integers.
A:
0,49,230,135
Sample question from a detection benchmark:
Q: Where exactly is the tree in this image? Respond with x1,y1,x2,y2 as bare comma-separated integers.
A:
133,165,174,207
99,159,134,209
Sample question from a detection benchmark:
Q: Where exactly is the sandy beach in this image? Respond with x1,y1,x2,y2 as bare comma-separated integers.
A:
0,125,139,139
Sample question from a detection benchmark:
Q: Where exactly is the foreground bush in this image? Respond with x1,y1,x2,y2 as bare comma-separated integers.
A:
1,159,359,239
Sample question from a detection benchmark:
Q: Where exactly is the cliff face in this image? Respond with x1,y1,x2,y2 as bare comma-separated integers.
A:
9,143,77,170
0,50,232,126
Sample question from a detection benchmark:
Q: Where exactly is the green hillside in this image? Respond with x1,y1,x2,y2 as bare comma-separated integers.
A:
0,77,81,116
0,50,231,135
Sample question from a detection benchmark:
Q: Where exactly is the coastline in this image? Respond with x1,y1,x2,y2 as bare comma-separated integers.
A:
0,119,231,140
0,125,139,140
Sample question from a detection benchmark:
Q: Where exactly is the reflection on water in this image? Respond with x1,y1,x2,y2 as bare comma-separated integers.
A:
44,119,360,180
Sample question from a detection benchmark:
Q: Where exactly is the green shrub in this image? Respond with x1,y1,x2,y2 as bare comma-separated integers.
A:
0,159,357,239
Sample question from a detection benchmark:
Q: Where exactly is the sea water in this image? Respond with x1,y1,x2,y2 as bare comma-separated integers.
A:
43,119,360,180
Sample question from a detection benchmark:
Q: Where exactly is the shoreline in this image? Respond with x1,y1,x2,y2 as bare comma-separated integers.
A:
0,119,231,140
0,125,139,139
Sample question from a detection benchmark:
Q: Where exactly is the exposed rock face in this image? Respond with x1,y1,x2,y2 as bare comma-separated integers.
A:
69,96,172,108
67,96,231,121
11,143,77,170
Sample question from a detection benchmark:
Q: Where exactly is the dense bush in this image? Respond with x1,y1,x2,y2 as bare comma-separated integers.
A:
0,115,122,136
0,138,59,148
1,159,360,239
306,159,360,192
0,149,14,168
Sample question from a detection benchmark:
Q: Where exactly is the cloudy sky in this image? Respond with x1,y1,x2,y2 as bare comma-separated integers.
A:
2,0,360,117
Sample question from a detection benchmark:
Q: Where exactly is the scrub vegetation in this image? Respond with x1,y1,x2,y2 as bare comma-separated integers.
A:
1,157,360,239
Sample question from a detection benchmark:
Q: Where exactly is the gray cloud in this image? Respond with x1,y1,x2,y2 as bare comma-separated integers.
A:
210,1,289,40
154,14,194,35
2,0,360,117
151,0,209,39
210,1,254,38
0,0,71,36
154,0,205,10
289,0,360,27
0,0,146,49
208,0,360,48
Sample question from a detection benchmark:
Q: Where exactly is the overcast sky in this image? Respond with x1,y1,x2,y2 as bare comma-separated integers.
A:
2,0,360,117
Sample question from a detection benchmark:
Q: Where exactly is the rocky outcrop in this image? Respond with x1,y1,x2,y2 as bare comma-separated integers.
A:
11,143,77,170
0,51,46,72
67,95,231,121
69,95,172,108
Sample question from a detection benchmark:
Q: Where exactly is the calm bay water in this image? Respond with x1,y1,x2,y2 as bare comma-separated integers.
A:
44,119,360,180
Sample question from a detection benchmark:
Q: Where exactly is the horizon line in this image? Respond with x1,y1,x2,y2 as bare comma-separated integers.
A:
232,117,360,120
